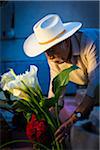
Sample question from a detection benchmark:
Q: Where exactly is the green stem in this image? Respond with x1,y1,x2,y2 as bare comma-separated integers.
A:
10,68,17,78
55,103,60,127
60,143,64,150
30,94,61,150
21,81,56,129
55,141,61,150
28,90,56,130
0,140,31,149
54,103,62,150
0,140,50,150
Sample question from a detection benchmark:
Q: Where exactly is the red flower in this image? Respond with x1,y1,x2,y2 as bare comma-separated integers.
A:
30,114,37,122
26,114,52,146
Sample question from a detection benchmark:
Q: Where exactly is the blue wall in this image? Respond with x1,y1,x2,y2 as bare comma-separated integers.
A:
0,1,99,95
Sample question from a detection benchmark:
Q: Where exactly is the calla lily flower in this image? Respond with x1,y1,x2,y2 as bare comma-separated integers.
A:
0,71,15,90
0,65,78,150
1,65,40,95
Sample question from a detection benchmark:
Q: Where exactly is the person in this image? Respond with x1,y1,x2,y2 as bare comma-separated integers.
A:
23,14,99,143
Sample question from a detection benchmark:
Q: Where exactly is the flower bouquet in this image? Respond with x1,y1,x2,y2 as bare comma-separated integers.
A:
0,65,78,150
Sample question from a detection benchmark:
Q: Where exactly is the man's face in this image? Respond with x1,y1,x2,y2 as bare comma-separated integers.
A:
45,38,71,64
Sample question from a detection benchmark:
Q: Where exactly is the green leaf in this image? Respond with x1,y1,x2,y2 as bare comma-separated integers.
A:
54,86,65,101
39,97,55,108
0,87,3,92
23,112,32,122
12,99,33,113
52,65,79,94
39,87,64,109
35,83,43,99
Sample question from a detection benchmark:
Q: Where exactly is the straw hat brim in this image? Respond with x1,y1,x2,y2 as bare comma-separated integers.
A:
23,22,82,57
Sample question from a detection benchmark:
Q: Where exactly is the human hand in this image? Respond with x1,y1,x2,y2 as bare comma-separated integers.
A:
55,115,77,143
49,106,56,119
49,106,55,113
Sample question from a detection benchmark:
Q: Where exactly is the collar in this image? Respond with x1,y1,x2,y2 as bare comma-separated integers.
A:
71,33,80,56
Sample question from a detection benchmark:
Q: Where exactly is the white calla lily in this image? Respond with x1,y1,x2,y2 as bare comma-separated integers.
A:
13,89,30,100
1,65,39,97
0,71,15,90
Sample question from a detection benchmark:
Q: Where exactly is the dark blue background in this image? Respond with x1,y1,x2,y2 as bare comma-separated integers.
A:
0,1,99,95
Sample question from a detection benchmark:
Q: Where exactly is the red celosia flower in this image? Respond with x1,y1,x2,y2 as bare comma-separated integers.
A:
26,114,52,146
30,114,37,123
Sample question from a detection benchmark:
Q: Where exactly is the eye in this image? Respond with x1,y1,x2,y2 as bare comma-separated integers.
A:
49,49,53,52
46,49,54,56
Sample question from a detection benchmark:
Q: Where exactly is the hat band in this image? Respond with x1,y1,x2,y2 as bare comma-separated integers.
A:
39,29,66,45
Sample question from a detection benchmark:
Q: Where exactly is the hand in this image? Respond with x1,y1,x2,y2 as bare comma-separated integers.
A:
55,115,77,143
49,106,56,119
49,106,55,113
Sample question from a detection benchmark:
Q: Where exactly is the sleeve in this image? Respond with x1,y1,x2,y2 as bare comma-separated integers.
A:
86,39,99,100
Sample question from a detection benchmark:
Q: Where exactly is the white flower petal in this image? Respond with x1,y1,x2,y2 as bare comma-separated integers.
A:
0,71,15,89
13,89,21,97
1,65,40,97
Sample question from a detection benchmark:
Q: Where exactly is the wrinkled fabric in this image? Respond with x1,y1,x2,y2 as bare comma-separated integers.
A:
48,29,99,99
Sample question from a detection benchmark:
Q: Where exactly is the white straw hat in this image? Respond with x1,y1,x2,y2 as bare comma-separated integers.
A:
23,14,82,57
